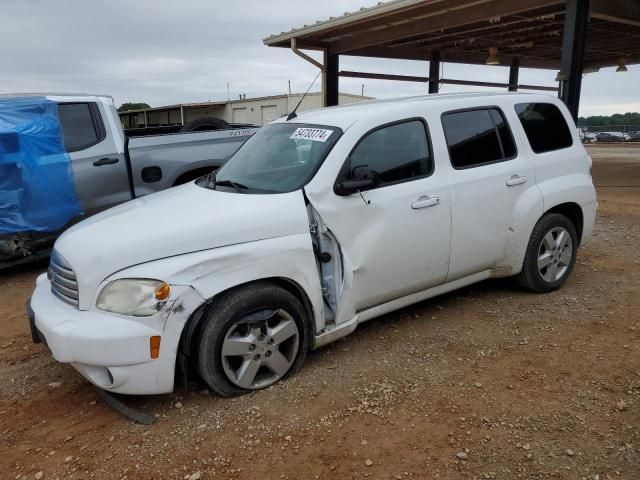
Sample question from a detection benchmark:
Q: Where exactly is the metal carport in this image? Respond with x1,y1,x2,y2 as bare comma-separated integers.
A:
264,0,640,119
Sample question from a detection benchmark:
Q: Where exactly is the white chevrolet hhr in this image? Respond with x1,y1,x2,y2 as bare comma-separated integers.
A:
29,93,597,395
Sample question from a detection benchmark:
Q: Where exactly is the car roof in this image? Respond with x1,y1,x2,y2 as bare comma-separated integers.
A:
276,91,562,131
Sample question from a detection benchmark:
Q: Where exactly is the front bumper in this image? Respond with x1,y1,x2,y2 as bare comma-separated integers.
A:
29,274,204,394
26,297,45,344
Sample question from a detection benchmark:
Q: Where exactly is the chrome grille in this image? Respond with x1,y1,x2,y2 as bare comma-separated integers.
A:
49,250,79,307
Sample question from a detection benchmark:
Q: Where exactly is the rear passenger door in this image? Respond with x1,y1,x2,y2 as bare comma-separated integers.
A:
58,102,131,216
441,107,537,280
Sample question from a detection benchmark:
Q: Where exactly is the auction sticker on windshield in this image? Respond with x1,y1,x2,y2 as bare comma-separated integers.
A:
290,128,333,142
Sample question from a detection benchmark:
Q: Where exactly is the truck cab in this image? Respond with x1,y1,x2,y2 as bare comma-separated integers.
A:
53,95,132,216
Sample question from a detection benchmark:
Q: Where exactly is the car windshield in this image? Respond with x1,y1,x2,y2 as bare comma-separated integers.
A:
203,123,342,193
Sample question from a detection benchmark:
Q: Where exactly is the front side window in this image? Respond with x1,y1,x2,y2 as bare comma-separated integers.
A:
515,102,573,154
442,108,516,169
57,103,104,152
343,120,431,188
208,123,342,193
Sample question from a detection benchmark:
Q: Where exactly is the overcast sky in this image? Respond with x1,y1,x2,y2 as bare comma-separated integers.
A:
1,0,637,117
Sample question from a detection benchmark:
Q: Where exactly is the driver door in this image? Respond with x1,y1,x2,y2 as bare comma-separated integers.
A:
306,119,451,312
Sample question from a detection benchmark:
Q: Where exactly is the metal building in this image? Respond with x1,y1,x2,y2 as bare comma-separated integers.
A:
119,92,371,129
264,0,640,119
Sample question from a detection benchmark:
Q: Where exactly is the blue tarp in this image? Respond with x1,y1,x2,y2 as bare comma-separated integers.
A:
0,97,82,234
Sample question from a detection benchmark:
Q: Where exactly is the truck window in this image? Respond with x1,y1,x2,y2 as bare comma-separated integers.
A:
57,103,105,152
442,108,516,169
515,102,573,154
345,119,432,187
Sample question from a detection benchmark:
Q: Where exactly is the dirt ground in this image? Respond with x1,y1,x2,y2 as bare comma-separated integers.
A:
1,144,639,480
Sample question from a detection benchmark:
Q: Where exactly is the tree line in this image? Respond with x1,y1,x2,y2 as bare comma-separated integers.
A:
577,112,640,127
117,102,151,112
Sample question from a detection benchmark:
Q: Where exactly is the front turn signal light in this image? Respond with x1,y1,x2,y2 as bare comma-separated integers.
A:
154,283,171,301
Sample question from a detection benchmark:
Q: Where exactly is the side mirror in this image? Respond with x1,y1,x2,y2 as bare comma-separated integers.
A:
333,165,375,196
334,163,375,196
334,178,375,196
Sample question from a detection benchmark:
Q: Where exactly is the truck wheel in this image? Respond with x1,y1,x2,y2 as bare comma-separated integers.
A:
180,117,230,132
517,213,578,293
197,283,309,396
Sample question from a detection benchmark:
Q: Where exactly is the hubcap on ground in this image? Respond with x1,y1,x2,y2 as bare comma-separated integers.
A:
537,226,573,283
221,309,299,390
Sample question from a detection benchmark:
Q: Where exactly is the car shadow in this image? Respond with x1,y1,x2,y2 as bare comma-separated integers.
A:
0,257,49,277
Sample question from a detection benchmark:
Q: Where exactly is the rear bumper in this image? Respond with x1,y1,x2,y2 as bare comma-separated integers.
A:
581,199,598,244
29,274,204,394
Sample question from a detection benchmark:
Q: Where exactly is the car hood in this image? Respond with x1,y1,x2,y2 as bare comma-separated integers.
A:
54,183,310,308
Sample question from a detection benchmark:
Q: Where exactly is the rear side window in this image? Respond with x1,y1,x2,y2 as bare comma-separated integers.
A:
442,108,516,169
57,103,105,152
346,119,432,187
515,102,573,154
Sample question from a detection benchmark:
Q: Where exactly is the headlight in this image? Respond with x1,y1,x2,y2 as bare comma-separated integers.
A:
96,279,171,317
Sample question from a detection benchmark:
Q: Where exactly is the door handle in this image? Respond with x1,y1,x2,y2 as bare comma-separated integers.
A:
506,174,527,186
93,157,119,166
411,195,440,209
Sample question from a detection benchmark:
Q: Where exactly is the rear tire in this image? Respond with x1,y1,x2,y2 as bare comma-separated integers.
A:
517,213,578,293
196,283,309,397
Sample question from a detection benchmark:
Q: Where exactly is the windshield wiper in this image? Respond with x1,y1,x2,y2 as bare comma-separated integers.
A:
214,179,248,193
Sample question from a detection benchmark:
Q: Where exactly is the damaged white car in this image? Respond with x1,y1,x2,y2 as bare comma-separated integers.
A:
28,93,597,395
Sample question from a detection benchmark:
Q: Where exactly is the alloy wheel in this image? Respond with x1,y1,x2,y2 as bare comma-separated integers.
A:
220,309,300,390
537,226,573,283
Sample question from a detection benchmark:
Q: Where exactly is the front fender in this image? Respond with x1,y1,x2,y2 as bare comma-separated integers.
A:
113,233,324,333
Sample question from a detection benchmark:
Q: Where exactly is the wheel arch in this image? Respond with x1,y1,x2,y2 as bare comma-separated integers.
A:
177,277,316,375
544,202,584,246
494,199,584,278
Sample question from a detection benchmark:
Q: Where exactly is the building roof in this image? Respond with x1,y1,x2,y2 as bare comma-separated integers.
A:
264,0,640,69
118,92,373,114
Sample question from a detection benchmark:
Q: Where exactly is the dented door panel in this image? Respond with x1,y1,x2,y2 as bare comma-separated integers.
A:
307,205,356,327
305,177,452,316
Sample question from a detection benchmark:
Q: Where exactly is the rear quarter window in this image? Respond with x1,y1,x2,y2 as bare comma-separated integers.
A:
515,102,573,154
57,102,106,152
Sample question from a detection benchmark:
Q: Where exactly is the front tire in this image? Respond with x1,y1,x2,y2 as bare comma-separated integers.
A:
196,283,309,396
517,213,578,293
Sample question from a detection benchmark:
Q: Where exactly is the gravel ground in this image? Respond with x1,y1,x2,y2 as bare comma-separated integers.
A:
1,144,639,480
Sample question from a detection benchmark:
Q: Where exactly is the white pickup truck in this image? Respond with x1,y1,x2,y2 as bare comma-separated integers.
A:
28,92,597,396
0,94,257,268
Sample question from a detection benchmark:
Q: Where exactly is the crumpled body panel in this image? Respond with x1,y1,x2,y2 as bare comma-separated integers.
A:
0,97,81,234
